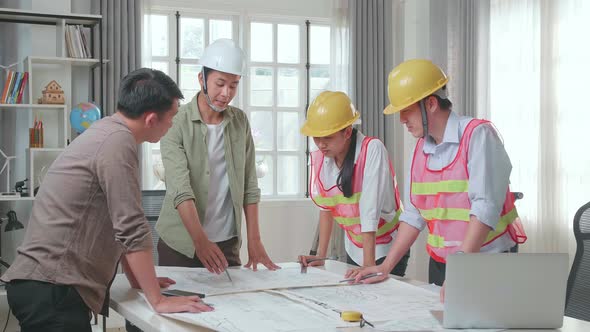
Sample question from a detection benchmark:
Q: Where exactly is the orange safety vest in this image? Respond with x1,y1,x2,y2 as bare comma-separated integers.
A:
410,119,527,263
310,136,402,248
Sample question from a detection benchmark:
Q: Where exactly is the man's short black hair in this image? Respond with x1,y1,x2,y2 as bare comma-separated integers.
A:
203,66,213,77
430,86,453,111
434,95,453,110
117,68,183,119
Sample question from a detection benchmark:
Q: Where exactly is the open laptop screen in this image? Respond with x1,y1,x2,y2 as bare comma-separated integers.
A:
443,253,568,329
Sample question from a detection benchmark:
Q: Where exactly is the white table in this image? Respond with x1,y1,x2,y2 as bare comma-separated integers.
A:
109,261,590,332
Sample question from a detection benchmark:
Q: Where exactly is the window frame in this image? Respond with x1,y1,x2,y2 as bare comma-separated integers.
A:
244,17,309,197
143,8,331,199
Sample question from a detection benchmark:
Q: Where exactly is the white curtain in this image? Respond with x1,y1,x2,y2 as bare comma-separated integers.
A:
330,0,351,96
322,0,351,262
91,0,144,115
401,0,590,281
350,0,392,142
485,0,590,259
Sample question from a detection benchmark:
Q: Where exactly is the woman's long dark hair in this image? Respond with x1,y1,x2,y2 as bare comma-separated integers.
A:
337,128,358,198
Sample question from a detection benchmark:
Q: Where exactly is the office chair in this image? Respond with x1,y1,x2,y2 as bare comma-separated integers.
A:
141,190,166,265
565,201,590,321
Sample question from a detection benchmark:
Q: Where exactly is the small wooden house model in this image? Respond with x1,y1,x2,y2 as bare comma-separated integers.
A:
39,80,65,104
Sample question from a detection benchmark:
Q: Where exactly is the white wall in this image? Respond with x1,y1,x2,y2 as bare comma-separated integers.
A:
30,0,93,56
239,199,319,264
30,1,63,57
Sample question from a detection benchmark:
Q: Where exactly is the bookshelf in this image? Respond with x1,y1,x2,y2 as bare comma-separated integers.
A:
0,104,66,110
0,8,101,26
0,8,106,202
28,56,106,67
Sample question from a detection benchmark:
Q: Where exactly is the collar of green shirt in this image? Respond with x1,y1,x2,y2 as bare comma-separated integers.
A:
189,91,237,125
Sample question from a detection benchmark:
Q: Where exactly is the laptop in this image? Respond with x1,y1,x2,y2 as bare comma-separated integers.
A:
443,253,569,329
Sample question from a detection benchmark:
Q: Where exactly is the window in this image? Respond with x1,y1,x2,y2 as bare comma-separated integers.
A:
143,11,236,190
146,11,236,102
246,20,306,196
143,12,174,190
143,10,331,198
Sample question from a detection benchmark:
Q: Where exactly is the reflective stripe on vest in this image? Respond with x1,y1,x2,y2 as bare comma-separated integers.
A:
426,208,519,248
411,180,469,195
309,136,402,248
334,209,402,243
410,119,526,263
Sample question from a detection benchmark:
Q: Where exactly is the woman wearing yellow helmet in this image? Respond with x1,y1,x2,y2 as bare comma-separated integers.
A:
299,91,409,275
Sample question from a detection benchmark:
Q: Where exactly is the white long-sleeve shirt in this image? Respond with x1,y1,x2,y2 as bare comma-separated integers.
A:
400,111,516,252
311,131,400,265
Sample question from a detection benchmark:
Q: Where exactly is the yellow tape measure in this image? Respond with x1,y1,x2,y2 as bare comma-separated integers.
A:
340,311,374,328
341,311,363,322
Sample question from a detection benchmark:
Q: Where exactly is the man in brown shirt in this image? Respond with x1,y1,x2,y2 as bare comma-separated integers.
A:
1,68,211,332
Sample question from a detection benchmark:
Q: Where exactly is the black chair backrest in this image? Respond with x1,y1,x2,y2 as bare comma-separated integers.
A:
141,190,166,265
565,201,590,321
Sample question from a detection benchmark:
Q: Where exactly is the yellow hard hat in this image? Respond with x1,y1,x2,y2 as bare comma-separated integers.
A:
383,59,449,115
301,91,360,137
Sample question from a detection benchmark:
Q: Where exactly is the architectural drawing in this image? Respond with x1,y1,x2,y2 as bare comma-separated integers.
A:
148,268,507,332
156,263,344,296
162,291,349,332
282,278,443,322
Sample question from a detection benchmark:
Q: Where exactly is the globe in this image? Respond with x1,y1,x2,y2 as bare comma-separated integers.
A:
70,102,101,134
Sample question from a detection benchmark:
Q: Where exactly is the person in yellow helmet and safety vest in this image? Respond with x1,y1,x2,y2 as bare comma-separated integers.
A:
298,91,410,275
155,39,279,276
345,59,527,294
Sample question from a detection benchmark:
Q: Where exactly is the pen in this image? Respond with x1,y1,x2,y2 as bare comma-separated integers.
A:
339,272,383,283
298,256,338,274
304,255,338,263
225,269,233,284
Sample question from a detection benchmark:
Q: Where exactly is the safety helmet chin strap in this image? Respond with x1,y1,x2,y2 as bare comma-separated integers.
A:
201,67,227,113
419,99,429,139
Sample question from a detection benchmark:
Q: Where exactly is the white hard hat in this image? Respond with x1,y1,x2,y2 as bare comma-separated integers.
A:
199,39,245,76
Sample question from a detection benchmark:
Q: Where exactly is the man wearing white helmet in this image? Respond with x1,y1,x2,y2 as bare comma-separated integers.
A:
156,39,279,274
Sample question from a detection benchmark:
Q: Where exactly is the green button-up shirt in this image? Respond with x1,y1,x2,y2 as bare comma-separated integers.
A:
156,93,261,258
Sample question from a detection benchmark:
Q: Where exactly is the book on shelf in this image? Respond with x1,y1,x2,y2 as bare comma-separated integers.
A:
1,70,28,104
65,25,92,58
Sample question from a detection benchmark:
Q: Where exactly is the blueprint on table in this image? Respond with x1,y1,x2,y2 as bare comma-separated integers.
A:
279,279,502,332
161,291,354,332
153,264,502,332
156,263,344,296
